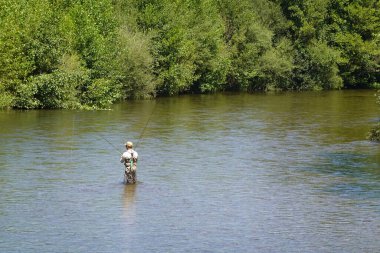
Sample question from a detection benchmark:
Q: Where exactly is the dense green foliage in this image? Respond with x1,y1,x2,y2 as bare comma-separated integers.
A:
0,0,379,109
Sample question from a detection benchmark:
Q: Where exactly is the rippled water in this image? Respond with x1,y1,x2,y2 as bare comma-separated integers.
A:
1,90,379,252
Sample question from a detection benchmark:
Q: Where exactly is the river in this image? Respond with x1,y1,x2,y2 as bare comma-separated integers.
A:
1,90,379,252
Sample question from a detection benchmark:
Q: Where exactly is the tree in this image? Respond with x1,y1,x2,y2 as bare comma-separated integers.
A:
327,0,380,88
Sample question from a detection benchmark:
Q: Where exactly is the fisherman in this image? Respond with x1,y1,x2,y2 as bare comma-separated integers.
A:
120,141,138,184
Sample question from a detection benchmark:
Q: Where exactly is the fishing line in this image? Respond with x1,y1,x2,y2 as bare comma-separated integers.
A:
97,100,157,154
134,100,157,150
71,113,75,162
99,134,122,155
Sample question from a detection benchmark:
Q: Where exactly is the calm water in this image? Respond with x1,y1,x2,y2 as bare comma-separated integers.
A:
1,90,379,252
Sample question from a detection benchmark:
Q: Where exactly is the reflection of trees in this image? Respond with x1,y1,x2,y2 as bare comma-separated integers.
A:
141,95,239,145
123,184,137,220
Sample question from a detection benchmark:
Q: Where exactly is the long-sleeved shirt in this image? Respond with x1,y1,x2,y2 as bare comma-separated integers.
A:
120,149,138,163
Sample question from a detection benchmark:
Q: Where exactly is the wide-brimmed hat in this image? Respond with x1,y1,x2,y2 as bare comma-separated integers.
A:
125,141,133,148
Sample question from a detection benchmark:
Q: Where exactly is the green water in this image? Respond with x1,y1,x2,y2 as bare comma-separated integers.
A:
0,90,379,252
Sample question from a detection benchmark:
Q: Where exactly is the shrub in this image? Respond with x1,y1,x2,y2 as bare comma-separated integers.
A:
81,78,121,109
368,123,380,142
32,71,86,109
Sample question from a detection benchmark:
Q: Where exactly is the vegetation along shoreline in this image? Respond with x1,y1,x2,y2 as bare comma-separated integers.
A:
1,0,379,110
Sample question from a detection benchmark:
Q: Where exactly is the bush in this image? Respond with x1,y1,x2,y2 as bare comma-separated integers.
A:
115,29,156,99
368,90,380,142
13,81,39,109
81,78,121,109
0,86,14,109
32,71,86,109
368,123,380,142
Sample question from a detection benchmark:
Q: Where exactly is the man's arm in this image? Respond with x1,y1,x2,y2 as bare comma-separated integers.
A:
120,153,126,163
133,151,138,162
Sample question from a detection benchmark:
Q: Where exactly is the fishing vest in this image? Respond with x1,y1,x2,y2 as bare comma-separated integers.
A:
124,150,138,172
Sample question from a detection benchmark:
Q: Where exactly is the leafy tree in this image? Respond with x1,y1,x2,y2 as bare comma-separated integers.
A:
0,0,38,107
218,0,295,91
254,38,295,90
279,0,379,89
112,0,157,98
114,29,156,99
186,0,230,93
278,0,344,90
218,0,269,90
132,0,229,95
328,0,380,88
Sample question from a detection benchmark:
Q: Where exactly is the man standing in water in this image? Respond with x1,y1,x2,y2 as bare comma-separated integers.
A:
120,141,138,184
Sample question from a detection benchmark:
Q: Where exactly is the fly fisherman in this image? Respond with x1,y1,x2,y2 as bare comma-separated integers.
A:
120,141,138,184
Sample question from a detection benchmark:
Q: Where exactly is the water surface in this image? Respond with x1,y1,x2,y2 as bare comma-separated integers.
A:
1,90,379,252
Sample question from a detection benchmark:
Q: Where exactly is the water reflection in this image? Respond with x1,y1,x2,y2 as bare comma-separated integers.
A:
309,145,380,201
122,184,137,221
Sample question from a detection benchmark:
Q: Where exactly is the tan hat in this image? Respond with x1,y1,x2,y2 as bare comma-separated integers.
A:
125,141,133,148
